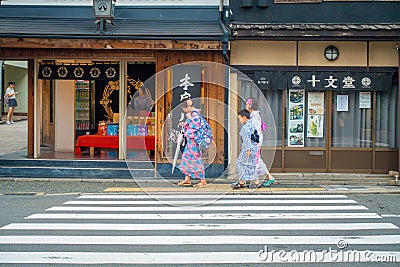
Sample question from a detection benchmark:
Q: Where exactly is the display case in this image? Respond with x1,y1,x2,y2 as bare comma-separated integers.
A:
75,80,95,137
127,111,155,137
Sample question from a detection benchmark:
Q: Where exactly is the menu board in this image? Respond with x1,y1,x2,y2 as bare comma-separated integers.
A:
288,90,304,147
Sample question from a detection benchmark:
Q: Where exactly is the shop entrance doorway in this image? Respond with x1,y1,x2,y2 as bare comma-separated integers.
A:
38,60,156,161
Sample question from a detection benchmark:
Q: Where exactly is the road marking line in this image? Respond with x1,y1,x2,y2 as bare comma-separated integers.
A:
269,188,326,191
78,194,348,199
0,251,399,264
2,223,397,231
63,199,357,205
26,212,381,220
45,205,368,212
0,235,399,245
102,187,328,192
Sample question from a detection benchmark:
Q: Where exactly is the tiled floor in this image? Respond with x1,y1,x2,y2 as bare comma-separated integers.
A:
0,119,28,156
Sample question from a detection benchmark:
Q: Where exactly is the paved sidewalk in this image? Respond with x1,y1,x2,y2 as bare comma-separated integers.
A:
0,118,27,156
0,178,399,195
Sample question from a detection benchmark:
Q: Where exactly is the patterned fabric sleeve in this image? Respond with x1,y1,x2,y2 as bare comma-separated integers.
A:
241,123,253,151
184,115,201,140
250,111,262,133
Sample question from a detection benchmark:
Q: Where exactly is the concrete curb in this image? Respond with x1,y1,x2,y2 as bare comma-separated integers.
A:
0,175,393,183
1,175,399,195
2,191,399,196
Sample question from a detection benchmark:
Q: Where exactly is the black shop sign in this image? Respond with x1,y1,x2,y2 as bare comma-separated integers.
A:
38,64,119,81
253,71,393,91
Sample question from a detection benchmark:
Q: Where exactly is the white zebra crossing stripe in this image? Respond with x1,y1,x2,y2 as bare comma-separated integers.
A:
0,251,398,264
2,222,397,231
1,194,399,265
1,235,400,245
78,194,349,199
26,212,382,220
64,199,357,205
45,205,368,212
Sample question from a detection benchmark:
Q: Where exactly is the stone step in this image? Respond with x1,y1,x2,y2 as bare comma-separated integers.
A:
0,159,155,169
0,166,155,179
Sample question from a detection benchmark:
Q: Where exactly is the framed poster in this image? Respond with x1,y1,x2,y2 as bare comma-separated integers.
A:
307,115,324,138
307,92,324,138
337,95,349,112
308,92,324,115
359,92,371,109
288,89,305,147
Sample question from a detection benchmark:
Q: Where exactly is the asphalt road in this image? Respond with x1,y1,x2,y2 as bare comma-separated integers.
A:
0,193,399,266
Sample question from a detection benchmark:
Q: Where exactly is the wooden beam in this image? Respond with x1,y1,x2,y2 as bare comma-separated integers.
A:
0,38,222,50
27,59,34,158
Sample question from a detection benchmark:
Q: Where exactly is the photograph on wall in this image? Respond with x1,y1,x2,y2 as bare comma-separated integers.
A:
289,90,304,104
359,92,371,109
307,115,324,138
289,133,304,146
289,121,303,133
289,104,304,120
288,89,305,147
308,92,324,115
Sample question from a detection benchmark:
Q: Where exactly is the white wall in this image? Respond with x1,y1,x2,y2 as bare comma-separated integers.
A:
55,80,75,152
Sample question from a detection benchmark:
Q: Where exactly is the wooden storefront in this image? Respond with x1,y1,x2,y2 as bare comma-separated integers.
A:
0,42,228,175
230,40,399,174
229,0,400,174
0,2,231,177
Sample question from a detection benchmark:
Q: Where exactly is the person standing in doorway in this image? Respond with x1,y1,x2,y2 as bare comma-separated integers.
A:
5,81,19,125
245,97,275,187
133,87,154,112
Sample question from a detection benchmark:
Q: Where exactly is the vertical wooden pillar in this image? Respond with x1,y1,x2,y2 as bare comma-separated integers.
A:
33,59,41,158
397,44,400,171
27,59,34,158
229,72,238,173
119,59,127,160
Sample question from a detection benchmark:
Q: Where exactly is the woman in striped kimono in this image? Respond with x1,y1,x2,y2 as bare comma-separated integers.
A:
177,100,207,188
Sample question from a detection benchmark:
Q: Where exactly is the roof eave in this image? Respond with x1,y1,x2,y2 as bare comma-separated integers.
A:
0,34,223,41
232,29,400,41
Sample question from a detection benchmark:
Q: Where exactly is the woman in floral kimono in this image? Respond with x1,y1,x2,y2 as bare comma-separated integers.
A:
232,109,260,189
246,97,275,187
177,100,207,188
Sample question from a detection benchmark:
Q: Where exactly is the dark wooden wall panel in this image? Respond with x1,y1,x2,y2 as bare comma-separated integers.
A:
331,150,373,170
375,151,398,172
285,150,326,169
263,149,281,171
